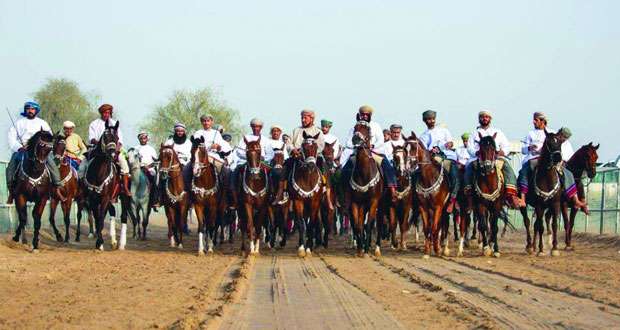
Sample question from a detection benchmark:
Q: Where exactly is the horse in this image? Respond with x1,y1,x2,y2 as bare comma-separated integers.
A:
189,136,223,255
158,144,190,249
83,120,122,251
236,137,270,255
345,122,384,257
289,132,324,257
317,141,337,248
126,148,154,240
562,143,599,250
380,143,414,251
469,133,511,258
521,130,564,256
267,146,290,248
11,129,55,252
454,159,476,249
409,132,451,258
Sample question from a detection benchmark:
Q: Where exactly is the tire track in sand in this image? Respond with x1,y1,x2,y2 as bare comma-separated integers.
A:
219,255,403,329
380,255,620,329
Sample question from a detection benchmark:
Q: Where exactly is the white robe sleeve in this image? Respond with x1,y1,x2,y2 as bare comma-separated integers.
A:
88,121,98,143
8,125,22,152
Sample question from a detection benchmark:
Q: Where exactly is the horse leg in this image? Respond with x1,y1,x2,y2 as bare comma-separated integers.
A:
75,204,82,242
566,207,578,250
194,204,206,256
544,209,552,249
119,198,130,250
400,208,410,251
94,206,105,250
165,207,176,247
177,204,188,249
431,207,445,256
351,203,364,257
389,207,398,250
418,207,432,258
534,207,545,256
207,202,218,253
62,200,72,243
458,209,467,256
440,211,451,257
108,204,118,249
244,204,255,255
551,205,561,257
521,207,533,254
478,208,491,257
32,199,46,252
490,210,500,257
48,198,63,242
293,201,305,257
88,211,95,239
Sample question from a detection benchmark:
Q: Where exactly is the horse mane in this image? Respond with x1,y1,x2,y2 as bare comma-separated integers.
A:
26,130,53,156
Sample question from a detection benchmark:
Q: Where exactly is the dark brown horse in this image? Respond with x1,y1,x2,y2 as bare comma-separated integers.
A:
289,132,323,257
562,143,599,250
522,130,564,256
470,133,509,258
190,135,222,255
268,146,290,248
409,132,451,258
11,129,54,252
345,122,383,257
455,161,475,250
84,121,121,251
48,133,79,243
237,137,270,255
380,143,414,250
318,141,337,248
158,144,189,249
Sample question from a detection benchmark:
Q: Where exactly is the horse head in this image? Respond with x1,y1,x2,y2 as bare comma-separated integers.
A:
245,136,262,176
158,144,180,180
52,131,67,161
27,128,54,164
190,135,211,176
582,142,600,179
392,144,410,177
541,129,563,168
322,141,338,172
301,131,319,165
271,147,286,169
100,120,120,160
477,133,498,175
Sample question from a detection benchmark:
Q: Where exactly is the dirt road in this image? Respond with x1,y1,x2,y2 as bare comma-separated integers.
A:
2,216,620,329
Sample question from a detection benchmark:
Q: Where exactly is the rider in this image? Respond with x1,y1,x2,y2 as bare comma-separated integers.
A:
517,112,587,212
273,109,327,205
463,110,524,209
383,124,405,161
6,101,64,203
456,133,473,167
418,110,459,213
321,119,341,164
135,131,159,207
163,122,193,190
383,129,391,143
267,124,289,159
339,105,398,201
62,120,88,170
80,104,131,196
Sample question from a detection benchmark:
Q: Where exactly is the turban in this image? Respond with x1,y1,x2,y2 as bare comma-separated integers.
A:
461,132,470,140
270,124,283,132
478,110,492,118
21,101,41,117
200,114,213,121
389,124,402,130
63,121,76,128
222,133,232,141
301,109,315,117
320,119,333,127
98,104,113,114
358,105,374,114
250,118,263,126
533,112,546,120
174,122,186,130
137,131,148,139
422,110,436,120
557,127,572,138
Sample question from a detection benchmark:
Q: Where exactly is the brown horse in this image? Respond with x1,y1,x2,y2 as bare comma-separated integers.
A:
522,130,564,256
158,144,189,249
562,143,599,249
409,132,451,258
237,137,270,255
268,146,290,248
11,129,55,252
289,131,323,257
318,141,337,248
470,134,510,258
48,133,79,243
84,120,121,251
455,162,475,249
190,135,222,255
380,143,414,250
345,122,384,257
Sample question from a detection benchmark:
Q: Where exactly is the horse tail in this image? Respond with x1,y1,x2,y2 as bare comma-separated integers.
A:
499,208,515,230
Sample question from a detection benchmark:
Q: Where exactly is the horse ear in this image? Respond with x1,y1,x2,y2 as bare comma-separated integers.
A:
478,132,483,140
200,136,205,143
190,136,196,144
594,143,600,150
410,131,417,140
105,120,110,129
243,136,249,144
313,133,320,140
492,132,497,139
257,135,261,143
114,120,120,130
302,131,309,139
160,143,165,149
152,156,159,162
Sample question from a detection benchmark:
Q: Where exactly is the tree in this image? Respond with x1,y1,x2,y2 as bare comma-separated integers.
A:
33,78,99,139
140,88,244,146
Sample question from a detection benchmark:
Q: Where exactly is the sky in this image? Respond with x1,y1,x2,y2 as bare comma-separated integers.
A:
1,0,619,161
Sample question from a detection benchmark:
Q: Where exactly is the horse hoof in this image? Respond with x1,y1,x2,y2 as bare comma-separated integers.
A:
363,253,370,258
443,248,451,257
98,245,105,252
483,247,492,257
565,246,574,251
198,250,205,256
119,245,125,251
111,241,118,250
306,248,312,257
75,237,80,242
422,254,430,260
31,248,40,254
493,252,501,258
207,248,214,254
55,234,63,242
536,251,546,257
457,250,463,257
551,250,561,257
88,233,94,239
298,246,306,258
374,247,382,257
178,244,184,250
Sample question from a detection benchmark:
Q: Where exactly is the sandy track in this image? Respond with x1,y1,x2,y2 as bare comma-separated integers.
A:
219,254,403,329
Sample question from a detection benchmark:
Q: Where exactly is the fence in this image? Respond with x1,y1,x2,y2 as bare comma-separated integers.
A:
1,159,619,235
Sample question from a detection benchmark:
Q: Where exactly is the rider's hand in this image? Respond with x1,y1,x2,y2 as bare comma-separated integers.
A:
90,139,98,145
291,149,301,158
498,150,506,157
210,143,221,151
431,146,440,154
528,145,538,152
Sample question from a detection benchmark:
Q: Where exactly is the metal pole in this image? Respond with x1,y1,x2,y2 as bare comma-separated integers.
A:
600,172,606,234
616,169,619,235
585,178,590,233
